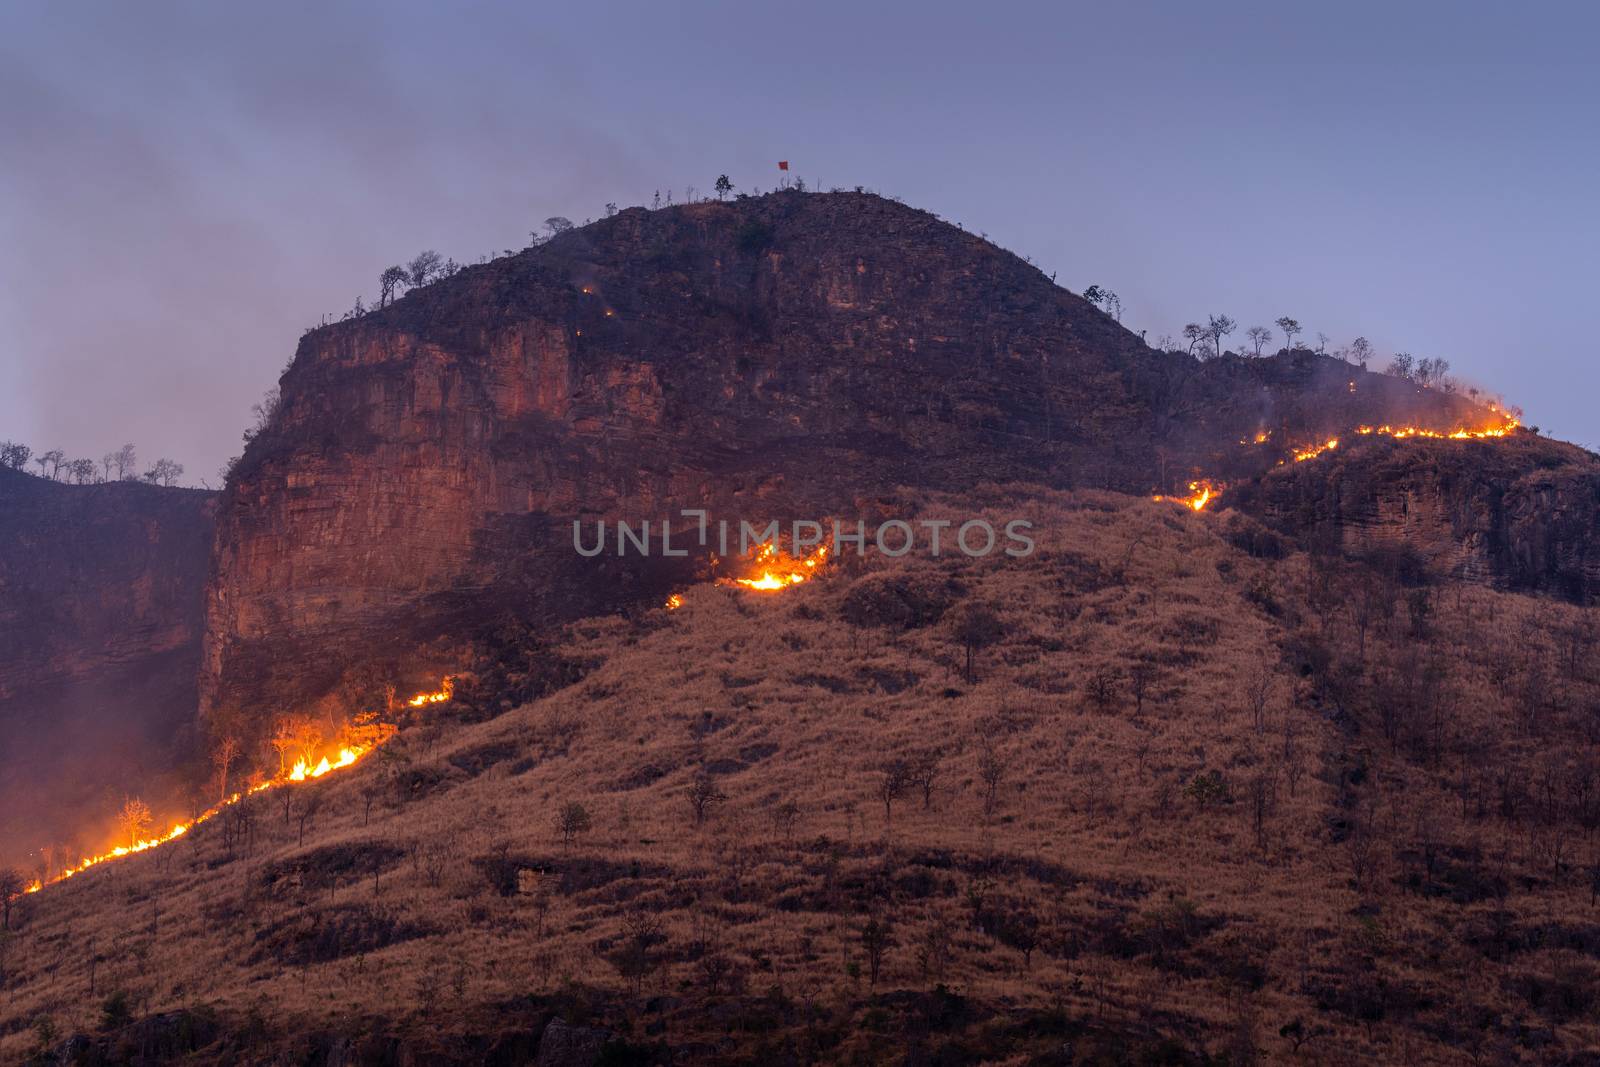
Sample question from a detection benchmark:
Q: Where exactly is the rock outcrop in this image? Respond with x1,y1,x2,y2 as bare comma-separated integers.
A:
200,191,1508,720
1226,432,1600,598
0,467,215,855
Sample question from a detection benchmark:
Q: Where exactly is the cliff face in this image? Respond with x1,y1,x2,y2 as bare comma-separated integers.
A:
1228,433,1600,599
200,192,1496,719
0,468,216,854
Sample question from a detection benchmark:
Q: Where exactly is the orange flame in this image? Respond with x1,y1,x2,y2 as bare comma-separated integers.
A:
1154,480,1220,512
718,542,830,592
23,679,453,894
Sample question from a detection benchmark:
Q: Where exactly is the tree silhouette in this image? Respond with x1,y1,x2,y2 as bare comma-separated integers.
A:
117,797,153,850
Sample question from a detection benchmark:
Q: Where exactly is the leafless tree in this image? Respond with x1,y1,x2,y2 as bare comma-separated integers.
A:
36,449,64,480
211,735,240,804
0,868,26,930
117,797,153,850
1349,337,1373,367
876,759,911,826
950,602,1004,683
1245,325,1272,356
0,441,30,470
910,749,942,809
1387,352,1414,379
112,443,137,480
686,769,726,827
406,250,443,287
769,799,800,840
143,458,183,486
861,916,894,986
978,739,1007,817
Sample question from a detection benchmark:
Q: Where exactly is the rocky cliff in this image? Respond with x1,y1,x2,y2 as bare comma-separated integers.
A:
201,191,1503,720
1227,432,1600,599
0,467,215,855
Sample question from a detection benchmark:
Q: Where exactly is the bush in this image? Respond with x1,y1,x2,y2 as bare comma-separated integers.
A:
1184,771,1232,807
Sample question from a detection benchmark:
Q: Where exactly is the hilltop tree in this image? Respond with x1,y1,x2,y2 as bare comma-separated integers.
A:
378,265,408,307
542,217,574,242
406,250,443,288
67,458,97,484
112,443,137,480
0,867,25,930
1204,314,1237,357
714,174,733,200
0,442,30,470
1246,325,1273,356
1082,285,1123,321
1183,323,1207,356
1275,316,1302,352
1349,336,1373,368
36,449,64,480
117,797,153,850
1388,352,1415,380
144,458,183,487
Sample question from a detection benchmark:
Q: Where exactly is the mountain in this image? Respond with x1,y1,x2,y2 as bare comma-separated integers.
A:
6,488,1599,1064
0,467,215,858
200,191,1505,733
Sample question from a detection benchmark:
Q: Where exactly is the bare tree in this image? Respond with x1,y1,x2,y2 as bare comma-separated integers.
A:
112,444,137,480
1387,352,1414,379
977,739,1006,816
0,868,25,930
117,797,153,850
210,735,240,805
67,458,97,484
1183,322,1207,356
36,449,64,480
876,759,912,826
1349,336,1373,368
910,749,942,809
861,917,895,986
1245,325,1272,356
950,602,1005,683
1275,316,1302,352
144,458,183,486
406,250,443,288
686,769,726,827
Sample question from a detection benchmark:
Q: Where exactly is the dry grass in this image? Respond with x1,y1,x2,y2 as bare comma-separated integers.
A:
2,487,1597,1064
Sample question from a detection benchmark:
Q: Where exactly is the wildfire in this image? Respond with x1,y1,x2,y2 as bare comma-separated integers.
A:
22,679,453,894
1292,438,1340,462
1354,416,1519,441
717,542,830,591
1154,480,1221,512
664,593,684,610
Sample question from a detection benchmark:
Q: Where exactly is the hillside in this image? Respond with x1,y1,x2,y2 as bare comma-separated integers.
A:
5,487,1598,1064
0,468,216,861
202,190,1495,736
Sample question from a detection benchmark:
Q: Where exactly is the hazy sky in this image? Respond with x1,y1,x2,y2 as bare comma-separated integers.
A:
2,2,1595,483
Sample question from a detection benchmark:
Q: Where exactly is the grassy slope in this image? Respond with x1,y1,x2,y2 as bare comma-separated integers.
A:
3,487,1597,1064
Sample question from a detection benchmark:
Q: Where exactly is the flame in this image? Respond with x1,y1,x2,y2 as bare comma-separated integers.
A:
21,679,453,894
407,677,453,707
664,593,684,610
1292,438,1340,462
1154,480,1220,512
1353,416,1519,441
717,542,830,592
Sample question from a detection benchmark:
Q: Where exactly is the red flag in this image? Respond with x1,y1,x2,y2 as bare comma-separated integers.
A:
777,161,789,171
